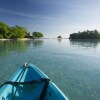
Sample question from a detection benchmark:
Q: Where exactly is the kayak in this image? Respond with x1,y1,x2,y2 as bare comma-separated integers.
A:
0,63,69,100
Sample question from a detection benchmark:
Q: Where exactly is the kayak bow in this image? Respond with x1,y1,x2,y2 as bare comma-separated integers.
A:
0,63,69,100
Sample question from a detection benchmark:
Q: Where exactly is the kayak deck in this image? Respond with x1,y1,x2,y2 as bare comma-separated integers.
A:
0,64,68,100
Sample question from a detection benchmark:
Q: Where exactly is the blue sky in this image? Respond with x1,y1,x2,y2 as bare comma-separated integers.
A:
0,0,100,38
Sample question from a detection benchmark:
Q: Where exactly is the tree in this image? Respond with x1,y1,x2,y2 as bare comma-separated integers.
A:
57,36,62,39
10,25,27,39
32,32,43,38
0,34,3,39
25,32,31,38
69,30,100,39
0,22,9,38
0,22,29,39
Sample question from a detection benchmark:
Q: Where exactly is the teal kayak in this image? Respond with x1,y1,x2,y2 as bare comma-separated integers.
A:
0,63,68,100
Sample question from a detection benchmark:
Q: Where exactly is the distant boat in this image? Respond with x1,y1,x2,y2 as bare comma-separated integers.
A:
0,63,69,100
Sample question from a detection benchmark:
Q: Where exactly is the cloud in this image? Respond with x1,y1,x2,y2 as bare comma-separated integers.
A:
0,8,67,24
28,0,66,5
0,8,36,19
0,8,55,20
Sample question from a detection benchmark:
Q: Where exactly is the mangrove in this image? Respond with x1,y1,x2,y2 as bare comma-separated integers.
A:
69,30,100,39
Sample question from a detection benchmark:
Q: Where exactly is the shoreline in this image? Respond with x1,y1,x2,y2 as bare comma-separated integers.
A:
0,38,69,41
0,38,33,41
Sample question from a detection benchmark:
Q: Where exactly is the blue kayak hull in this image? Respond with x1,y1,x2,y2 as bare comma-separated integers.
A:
0,64,68,100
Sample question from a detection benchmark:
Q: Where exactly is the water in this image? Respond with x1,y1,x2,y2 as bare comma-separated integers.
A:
0,39,100,100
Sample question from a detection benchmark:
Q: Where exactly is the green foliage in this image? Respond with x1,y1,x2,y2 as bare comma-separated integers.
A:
0,34,3,39
32,32,43,38
25,32,31,38
0,22,29,39
10,25,27,39
69,30,100,39
57,36,62,38
0,22,9,38
0,21,45,39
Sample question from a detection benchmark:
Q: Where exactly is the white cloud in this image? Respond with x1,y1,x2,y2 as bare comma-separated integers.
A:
0,8,35,18
0,8,56,22
2,8,60,20
28,0,66,5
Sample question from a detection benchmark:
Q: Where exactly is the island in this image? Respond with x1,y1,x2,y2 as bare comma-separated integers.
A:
57,36,62,39
0,21,44,39
69,30,100,39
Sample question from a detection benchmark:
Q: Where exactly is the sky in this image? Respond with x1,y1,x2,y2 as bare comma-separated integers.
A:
0,0,100,38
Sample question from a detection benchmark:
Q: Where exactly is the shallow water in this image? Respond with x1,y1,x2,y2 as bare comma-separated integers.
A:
0,39,100,100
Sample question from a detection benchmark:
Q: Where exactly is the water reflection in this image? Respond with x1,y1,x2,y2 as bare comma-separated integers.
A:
0,40,44,57
0,40,30,57
69,39,100,48
32,39,43,48
57,38,62,43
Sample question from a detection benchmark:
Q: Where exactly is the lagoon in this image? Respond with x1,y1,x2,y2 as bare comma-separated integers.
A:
0,39,100,100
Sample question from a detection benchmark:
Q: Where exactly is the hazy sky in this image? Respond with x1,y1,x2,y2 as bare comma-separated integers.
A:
0,0,100,38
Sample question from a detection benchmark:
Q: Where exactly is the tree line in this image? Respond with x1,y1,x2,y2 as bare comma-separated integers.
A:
69,30,100,39
0,21,43,39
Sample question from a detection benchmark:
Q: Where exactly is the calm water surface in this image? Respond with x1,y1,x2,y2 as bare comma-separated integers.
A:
0,39,100,100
